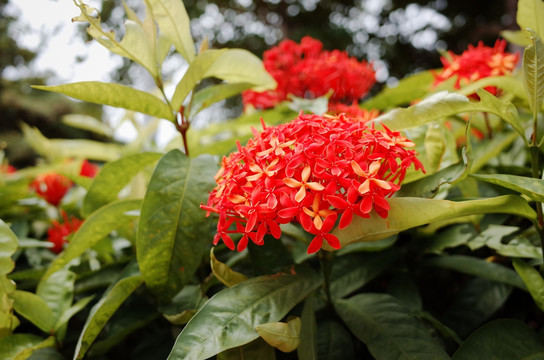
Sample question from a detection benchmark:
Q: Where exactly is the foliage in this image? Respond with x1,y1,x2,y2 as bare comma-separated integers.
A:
1,0,544,359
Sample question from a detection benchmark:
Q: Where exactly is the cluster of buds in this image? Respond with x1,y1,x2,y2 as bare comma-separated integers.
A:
202,113,424,254
29,159,99,207
242,37,376,110
47,210,84,253
433,39,519,97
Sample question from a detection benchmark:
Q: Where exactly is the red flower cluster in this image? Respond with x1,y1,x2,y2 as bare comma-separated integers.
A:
433,39,519,97
47,211,83,253
202,113,424,254
242,37,376,110
30,159,99,206
327,102,380,122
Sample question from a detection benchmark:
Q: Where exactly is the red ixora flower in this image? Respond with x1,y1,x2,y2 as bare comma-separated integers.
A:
47,211,83,253
80,159,99,178
433,39,519,97
242,36,376,110
201,113,424,254
30,173,73,207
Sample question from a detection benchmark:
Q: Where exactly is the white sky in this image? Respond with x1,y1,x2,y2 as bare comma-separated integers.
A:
4,0,179,146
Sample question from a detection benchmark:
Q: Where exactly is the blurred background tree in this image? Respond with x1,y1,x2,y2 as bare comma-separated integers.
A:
0,0,519,166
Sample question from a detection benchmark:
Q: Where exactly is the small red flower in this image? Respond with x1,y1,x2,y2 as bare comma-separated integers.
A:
433,39,519,98
47,211,83,253
243,36,376,110
0,164,16,174
80,159,99,178
202,113,424,254
30,173,73,207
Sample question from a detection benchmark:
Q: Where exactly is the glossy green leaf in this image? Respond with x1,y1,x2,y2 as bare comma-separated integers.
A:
471,173,544,202
374,90,526,144
0,334,55,360
330,248,400,300
137,151,217,300
335,293,450,360
210,248,248,287
0,277,18,338
21,123,123,162
442,278,512,338
189,82,254,117
423,123,445,173
316,320,356,360
457,75,527,100
471,131,518,172
361,70,434,110
501,29,533,47
217,338,276,360
513,258,544,312
12,290,55,333
466,225,519,251
517,0,544,40
54,295,94,332
74,262,143,360
171,49,275,111
523,29,544,114
256,317,301,353
42,199,141,280
160,285,208,326
329,195,537,249
297,297,317,360
73,1,158,77
82,152,161,216
484,234,543,259
36,269,75,324
452,319,544,360
167,267,322,360
0,220,17,275
424,255,526,290
32,82,173,121
147,0,195,62
61,114,113,137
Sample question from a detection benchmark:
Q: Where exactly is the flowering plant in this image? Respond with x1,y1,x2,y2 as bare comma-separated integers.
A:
1,0,544,359
203,113,423,253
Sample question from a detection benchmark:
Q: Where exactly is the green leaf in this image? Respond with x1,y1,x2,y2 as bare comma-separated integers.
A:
36,270,75,324
54,295,94,332
217,338,276,360
335,293,450,360
82,152,161,216
42,199,141,280
167,267,322,360
466,225,519,251
12,291,55,333
20,123,123,162
62,114,114,137
471,131,519,172
256,317,301,353
32,82,173,121
330,195,537,249
517,0,544,40
513,258,544,312
361,70,434,110
419,224,477,254
297,297,317,360
210,248,248,287
189,82,255,117
374,90,527,144
471,173,544,203
442,278,512,338
146,0,195,63
160,285,208,326
0,220,17,275
456,75,527,101
74,262,143,360
0,334,55,360
73,1,159,77
501,29,533,47
484,234,543,259
523,29,544,114
0,277,18,338
248,236,295,275
171,49,275,111
452,319,544,360
330,248,400,300
137,151,217,300
316,320,355,360
424,255,526,290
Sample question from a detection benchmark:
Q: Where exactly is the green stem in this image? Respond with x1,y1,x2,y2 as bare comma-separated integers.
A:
318,251,334,305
